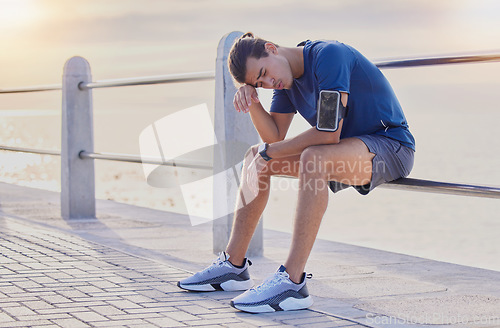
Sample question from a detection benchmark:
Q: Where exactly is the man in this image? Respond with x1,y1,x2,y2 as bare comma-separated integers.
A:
178,32,415,313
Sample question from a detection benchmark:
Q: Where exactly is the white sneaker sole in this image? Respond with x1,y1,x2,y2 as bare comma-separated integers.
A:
231,295,314,313
178,278,254,292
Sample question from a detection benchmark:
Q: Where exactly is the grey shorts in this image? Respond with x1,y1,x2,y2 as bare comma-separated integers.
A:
329,135,415,195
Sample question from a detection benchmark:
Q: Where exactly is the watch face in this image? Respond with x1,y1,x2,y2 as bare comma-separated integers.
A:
258,143,266,153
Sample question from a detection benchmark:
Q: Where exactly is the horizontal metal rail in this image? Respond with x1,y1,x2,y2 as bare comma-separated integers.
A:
78,151,212,170
0,145,212,170
2,144,500,199
79,71,215,90
375,53,500,69
274,176,500,200
0,71,215,94
0,84,62,94
381,178,500,199
1,53,500,94
0,145,61,156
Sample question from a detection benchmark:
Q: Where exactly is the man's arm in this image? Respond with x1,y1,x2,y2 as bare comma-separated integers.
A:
266,92,348,159
248,103,294,143
266,122,342,159
234,85,294,143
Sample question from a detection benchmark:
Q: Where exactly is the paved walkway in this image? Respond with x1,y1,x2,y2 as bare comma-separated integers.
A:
0,218,360,328
1,182,500,328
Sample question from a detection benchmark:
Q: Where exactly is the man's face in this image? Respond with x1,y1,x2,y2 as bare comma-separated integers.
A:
244,46,293,90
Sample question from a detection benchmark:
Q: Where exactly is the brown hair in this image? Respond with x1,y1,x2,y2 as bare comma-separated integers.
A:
228,32,277,84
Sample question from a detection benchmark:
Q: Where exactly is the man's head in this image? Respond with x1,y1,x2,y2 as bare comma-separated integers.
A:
228,32,293,90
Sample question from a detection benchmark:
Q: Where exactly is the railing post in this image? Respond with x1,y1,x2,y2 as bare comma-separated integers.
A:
213,32,263,257
61,57,96,219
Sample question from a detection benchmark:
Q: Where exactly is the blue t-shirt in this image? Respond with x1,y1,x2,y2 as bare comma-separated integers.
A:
270,40,415,150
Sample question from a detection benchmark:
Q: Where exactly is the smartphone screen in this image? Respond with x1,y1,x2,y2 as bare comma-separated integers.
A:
317,90,340,132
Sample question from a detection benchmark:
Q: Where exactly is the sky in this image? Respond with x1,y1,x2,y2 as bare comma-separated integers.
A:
1,0,499,87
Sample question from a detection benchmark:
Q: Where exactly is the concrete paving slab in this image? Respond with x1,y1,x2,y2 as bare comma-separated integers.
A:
355,294,500,325
312,275,447,299
0,215,360,328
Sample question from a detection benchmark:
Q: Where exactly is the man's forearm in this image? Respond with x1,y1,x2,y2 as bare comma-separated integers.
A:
248,103,280,143
266,126,340,159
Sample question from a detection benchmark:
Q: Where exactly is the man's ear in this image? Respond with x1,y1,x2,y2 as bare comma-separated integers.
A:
264,42,278,55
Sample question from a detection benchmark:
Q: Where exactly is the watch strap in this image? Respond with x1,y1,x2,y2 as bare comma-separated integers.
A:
259,143,272,161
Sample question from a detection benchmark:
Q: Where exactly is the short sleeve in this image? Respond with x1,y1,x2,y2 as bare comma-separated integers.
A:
270,89,296,114
314,43,357,93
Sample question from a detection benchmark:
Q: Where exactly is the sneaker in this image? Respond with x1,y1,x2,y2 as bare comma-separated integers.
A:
230,265,313,313
177,252,254,292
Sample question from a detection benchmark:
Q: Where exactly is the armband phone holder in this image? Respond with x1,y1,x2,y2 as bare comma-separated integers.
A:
316,90,347,132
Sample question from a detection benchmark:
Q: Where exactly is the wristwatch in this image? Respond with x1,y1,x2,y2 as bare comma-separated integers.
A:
258,143,272,161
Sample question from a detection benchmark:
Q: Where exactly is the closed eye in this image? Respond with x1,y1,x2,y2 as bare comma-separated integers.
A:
259,72,267,88
254,69,266,88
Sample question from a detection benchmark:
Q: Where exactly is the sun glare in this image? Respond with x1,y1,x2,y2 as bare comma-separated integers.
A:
0,0,39,30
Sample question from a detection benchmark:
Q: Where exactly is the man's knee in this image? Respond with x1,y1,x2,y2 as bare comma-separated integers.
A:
299,146,326,177
243,144,272,179
243,145,261,168
245,144,260,158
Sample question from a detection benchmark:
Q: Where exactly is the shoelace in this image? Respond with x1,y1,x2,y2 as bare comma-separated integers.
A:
252,272,313,294
252,271,288,294
203,253,251,274
204,252,226,273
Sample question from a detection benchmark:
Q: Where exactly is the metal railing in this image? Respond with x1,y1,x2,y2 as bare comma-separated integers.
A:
380,178,500,199
0,83,62,94
3,53,500,94
0,145,61,156
2,143,500,200
80,71,216,90
78,151,212,170
375,52,500,69
0,72,215,94
1,31,500,256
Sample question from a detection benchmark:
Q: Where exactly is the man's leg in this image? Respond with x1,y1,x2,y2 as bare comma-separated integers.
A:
178,146,302,293
228,138,373,312
226,146,301,266
284,138,374,283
